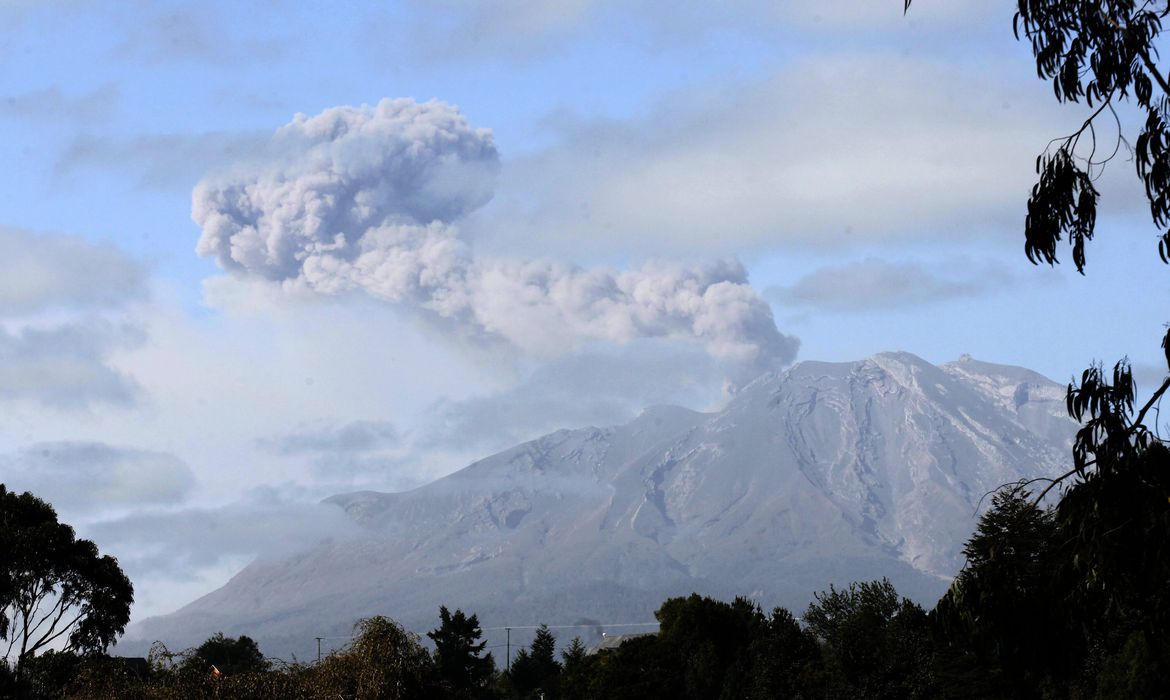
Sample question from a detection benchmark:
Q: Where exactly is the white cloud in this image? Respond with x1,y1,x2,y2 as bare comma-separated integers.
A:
86,495,361,619
258,419,413,485
417,342,724,452
0,228,147,407
0,83,118,123
0,442,194,519
0,227,147,314
769,257,1021,312
57,130,269,190
261,420,400,456
476,53,1088,257
193,98,797,369
113,5,288,65
0,320,142,407
385,0,995,64
89,498,359,576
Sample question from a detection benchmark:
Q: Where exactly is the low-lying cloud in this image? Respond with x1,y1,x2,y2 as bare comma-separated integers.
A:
0,227,147,314
262,420,400,456
259,419,412,485
193,98,797,369
0,322,142,407
0,441,194,518
419,343,724,452
769,257,1019,312
0,228,147,407
88,498,361,577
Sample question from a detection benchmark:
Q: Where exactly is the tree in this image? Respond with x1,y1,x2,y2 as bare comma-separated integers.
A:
427,606,494,698
578,594,820,699
307,616,439,700
509,624,560,699
744,607,822,699
559,637,586,672
934,490,1071,691
181,632,269,676
803,579,935,699
558,637,591,699
582,634,676,699
654,594,768,698
0,485,133,692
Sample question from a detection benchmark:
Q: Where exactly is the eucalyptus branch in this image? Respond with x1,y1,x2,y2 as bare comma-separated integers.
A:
29,595,73,654
32,610,86,655
1137,45,1170,98
25,593,66,640
1130,375,1170,429
1035,467,1082,503
4,621,18,661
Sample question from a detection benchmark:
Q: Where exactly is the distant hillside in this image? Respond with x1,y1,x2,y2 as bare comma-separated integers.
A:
122,352,1074,661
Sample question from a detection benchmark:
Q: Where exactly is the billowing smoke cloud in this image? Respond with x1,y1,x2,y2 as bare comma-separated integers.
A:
193,98,797,367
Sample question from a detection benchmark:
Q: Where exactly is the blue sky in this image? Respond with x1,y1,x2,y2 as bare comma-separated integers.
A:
1,0,1167,621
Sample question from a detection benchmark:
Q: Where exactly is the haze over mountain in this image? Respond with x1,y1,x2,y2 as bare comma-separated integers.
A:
122,352,1075,660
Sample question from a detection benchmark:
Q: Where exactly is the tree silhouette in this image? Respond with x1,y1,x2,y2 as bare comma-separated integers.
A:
654,594,768,698
934,490,1071,690
557,637,590,699
0,485,133,692
509,624,560,699
745,607,821,699
427,606,494,698
181,632,269,677
804,579,934,698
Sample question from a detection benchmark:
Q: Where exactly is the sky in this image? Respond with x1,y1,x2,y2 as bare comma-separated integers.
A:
1,0,1169,623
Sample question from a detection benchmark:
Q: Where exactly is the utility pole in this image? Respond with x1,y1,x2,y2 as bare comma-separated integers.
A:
505,627,511,669
315,637,323,663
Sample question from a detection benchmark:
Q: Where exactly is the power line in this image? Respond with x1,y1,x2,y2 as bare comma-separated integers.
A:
311,620,661,664
482,622,659,631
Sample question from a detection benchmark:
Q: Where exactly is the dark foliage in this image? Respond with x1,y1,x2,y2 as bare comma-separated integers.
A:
936,381,1170,695
803,579,935,699
934,491,1069,693
583,634,674,699
508,624,561,699
429,606,495,698
743,607,822,698
572,593,826,700
557,637,589,699
654,594,769,698
179,632,269,677
0,485,133,692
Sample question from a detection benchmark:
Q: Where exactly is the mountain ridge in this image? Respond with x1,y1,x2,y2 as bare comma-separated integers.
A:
122,352,1075,660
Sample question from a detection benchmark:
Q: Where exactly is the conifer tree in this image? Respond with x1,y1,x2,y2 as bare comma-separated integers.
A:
509,624,561,699
427,606,494,698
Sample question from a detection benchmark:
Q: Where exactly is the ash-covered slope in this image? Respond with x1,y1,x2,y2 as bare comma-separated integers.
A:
123,353,1074,660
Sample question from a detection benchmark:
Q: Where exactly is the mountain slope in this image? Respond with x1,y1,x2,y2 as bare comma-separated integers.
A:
123,352,1074,660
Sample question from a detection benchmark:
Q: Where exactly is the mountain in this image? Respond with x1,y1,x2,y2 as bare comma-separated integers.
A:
122,352,1075,660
